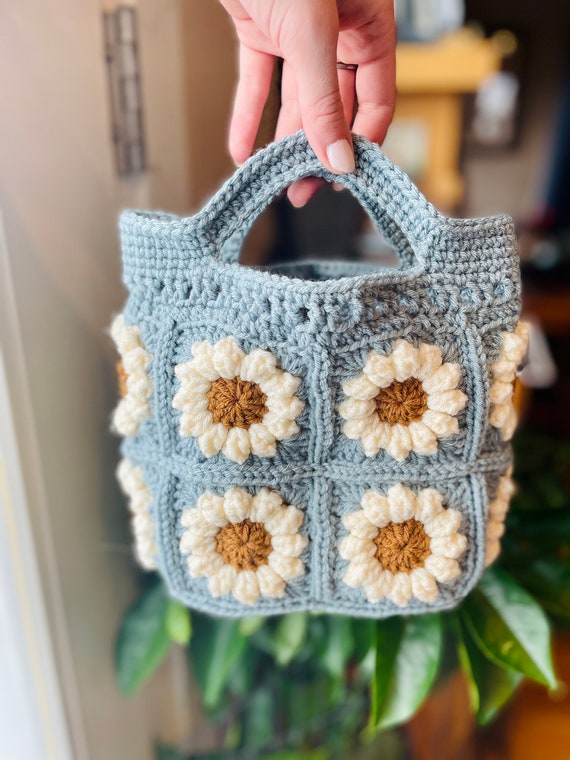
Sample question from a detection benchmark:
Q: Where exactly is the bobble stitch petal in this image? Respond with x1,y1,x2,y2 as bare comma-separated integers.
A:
415,488,444,522
211,337,246,379
408,421,438,455
423,509,462,537
365,569,393,603
360,492,392,527
232,570,260,606
209,565,238,597
188,553,224,577
248,422,277,457
427,389,467,415
239,349,277,382
487,521,506,541
342,557,374,587
416,343,443,381
342,375,379,400
199,494,228,528
423,555,460,582
489,403,511,428
391,340,419,381
271,533,308,557
198,424,228,457
385,424,412,461
338,398,376,420
256,565,286,597
387,484,416,522
222,427,252,464
269,551,303,579
421,363,461,394
343,417,370,440
485,541,501,567
430,533,468,559
260,372,301,398
501,407,518,441
489,381,514,405
342,510,379,539
264,505,304,535
339,534,376,559
388,573,413,607
410,568,439,602
421,410,458,437
262,413,299,440
363,353,395,388
223,487,253,523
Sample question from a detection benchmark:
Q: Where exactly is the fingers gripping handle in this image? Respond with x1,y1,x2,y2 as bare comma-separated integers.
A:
192,131,440,266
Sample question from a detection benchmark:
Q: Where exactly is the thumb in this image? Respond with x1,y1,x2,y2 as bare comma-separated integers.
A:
283,12,354,174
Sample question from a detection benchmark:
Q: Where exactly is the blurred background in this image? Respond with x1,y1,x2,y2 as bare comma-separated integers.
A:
0,1,569,758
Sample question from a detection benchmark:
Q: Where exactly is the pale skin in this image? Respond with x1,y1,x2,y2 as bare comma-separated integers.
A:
220,0,396,206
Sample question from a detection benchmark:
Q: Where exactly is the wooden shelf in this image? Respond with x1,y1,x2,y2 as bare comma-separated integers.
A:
390,29,502,211
396,29,502,94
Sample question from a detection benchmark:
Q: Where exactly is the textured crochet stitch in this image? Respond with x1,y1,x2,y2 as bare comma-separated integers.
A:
113,131,525,618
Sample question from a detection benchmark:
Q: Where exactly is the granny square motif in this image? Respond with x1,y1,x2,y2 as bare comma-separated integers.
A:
112,131,527,618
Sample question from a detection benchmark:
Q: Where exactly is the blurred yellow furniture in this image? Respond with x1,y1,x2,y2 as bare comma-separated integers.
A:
393,29,502,210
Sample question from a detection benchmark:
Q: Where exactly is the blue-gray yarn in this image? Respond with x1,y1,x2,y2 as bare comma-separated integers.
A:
116,131,522,618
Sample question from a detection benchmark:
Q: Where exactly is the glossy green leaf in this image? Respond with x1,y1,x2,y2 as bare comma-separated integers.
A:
266,751,328,760
227,642,261,696
238,615,266,636
508,510,570,544
165,600,192,645
456,617,523,725
285,671,334,740
189,616,247,709
371,614,443,730
462,567,556,688
319,617,354,678
274,612,309,666
516,560,570,620
352,619,376,664
116,582,171,696
369,617,404,727
155,745,186,760
243,687,274,750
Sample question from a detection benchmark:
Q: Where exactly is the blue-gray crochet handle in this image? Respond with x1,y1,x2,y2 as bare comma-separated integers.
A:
191,131,438,267
120,130,519,329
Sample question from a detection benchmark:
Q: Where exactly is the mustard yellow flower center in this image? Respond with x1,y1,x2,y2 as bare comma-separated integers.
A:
375,377,428,426
207,377,268,429
215,518,273,571
374,518,431,573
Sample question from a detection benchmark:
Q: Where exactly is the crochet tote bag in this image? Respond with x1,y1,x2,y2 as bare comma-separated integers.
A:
112,131,527,619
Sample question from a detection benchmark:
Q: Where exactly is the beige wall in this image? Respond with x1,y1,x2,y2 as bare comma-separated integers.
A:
181,0,238,208
0,1,192,757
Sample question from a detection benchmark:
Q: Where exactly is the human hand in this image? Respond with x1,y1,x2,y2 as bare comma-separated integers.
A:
220,0,396,207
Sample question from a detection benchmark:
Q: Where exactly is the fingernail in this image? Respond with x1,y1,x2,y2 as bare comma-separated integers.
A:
326,139,355,174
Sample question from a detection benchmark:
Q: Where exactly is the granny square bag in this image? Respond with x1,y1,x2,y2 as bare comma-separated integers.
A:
112,131,528,618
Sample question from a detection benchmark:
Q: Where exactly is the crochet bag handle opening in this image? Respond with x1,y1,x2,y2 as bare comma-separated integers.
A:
192,131,439,268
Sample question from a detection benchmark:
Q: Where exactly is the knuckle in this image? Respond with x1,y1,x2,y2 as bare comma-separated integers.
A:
307,89,346,127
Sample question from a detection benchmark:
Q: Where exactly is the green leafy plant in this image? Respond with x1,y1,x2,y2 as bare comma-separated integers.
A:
116,432,570,758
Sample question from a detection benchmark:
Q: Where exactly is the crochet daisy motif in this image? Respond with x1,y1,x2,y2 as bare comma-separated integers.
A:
339,339,467,460
485,469,516,567
339,485,467,607
180,487,308,606
110,314,153,436
489,322,530,440
116,459,157,570
173,337,305,464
